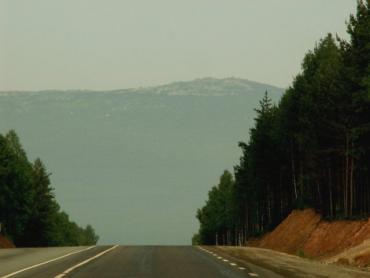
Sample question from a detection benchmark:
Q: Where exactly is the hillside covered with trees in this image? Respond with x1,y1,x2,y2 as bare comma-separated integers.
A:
194,0,370,245
0,130,98,247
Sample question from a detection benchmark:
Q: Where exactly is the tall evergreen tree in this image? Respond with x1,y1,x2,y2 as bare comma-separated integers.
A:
0,130,99,246
195,1,370,245
0,132,33,245
23,158,59,246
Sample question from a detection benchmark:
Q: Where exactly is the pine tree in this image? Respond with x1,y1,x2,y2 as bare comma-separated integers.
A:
24,159,59,246
0,130,99,246
195,1,370,245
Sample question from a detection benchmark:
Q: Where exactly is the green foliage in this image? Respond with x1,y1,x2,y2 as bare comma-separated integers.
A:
195,1,370,245
0,131,34,245
196,170,235,245
0,131,99,247
191,233,200,245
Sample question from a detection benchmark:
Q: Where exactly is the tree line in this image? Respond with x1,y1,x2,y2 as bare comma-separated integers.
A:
194,0,370,245
0,130,99,247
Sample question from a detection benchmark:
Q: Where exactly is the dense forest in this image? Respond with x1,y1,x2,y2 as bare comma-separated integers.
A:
0,130,99,247
194,1,370,245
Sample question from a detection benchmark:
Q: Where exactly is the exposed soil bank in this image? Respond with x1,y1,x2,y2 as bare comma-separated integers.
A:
249,209,370,266
0,235,15,248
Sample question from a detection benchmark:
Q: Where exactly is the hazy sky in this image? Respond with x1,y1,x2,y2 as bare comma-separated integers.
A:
0,0,357,91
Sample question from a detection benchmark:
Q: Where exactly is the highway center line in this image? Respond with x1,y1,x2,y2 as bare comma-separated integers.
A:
1,246,96,278
54,245,119,278
248,273,259,277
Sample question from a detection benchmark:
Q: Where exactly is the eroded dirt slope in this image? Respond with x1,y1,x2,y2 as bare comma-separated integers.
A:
250,209,370,265
0,235,15,248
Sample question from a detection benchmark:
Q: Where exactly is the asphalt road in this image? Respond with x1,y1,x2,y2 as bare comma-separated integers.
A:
0,246,279,278
1,245,369,278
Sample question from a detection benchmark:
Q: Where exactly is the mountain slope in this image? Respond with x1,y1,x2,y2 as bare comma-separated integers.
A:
0,78,283,245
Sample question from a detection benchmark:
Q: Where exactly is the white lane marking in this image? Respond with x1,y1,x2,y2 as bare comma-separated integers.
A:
1,246,96,278
248,273,259,277
199,249,242,271
54,245,119,278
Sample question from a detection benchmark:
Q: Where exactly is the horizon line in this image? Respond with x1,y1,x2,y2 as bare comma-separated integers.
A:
0,76,286,93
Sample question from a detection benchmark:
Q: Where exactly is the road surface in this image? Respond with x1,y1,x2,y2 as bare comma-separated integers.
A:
1,245,370,277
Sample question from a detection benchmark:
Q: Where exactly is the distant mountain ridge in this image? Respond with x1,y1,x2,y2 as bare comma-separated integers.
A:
0,77,283,97
0,77,284,245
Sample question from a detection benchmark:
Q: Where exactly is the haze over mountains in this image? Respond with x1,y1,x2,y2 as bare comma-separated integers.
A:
0,77,283,245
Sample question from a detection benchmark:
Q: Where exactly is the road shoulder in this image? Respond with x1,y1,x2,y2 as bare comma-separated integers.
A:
205,246,370,278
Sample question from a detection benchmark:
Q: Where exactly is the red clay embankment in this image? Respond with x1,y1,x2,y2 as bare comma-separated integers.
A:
0,235,15,248
250,209,370,266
